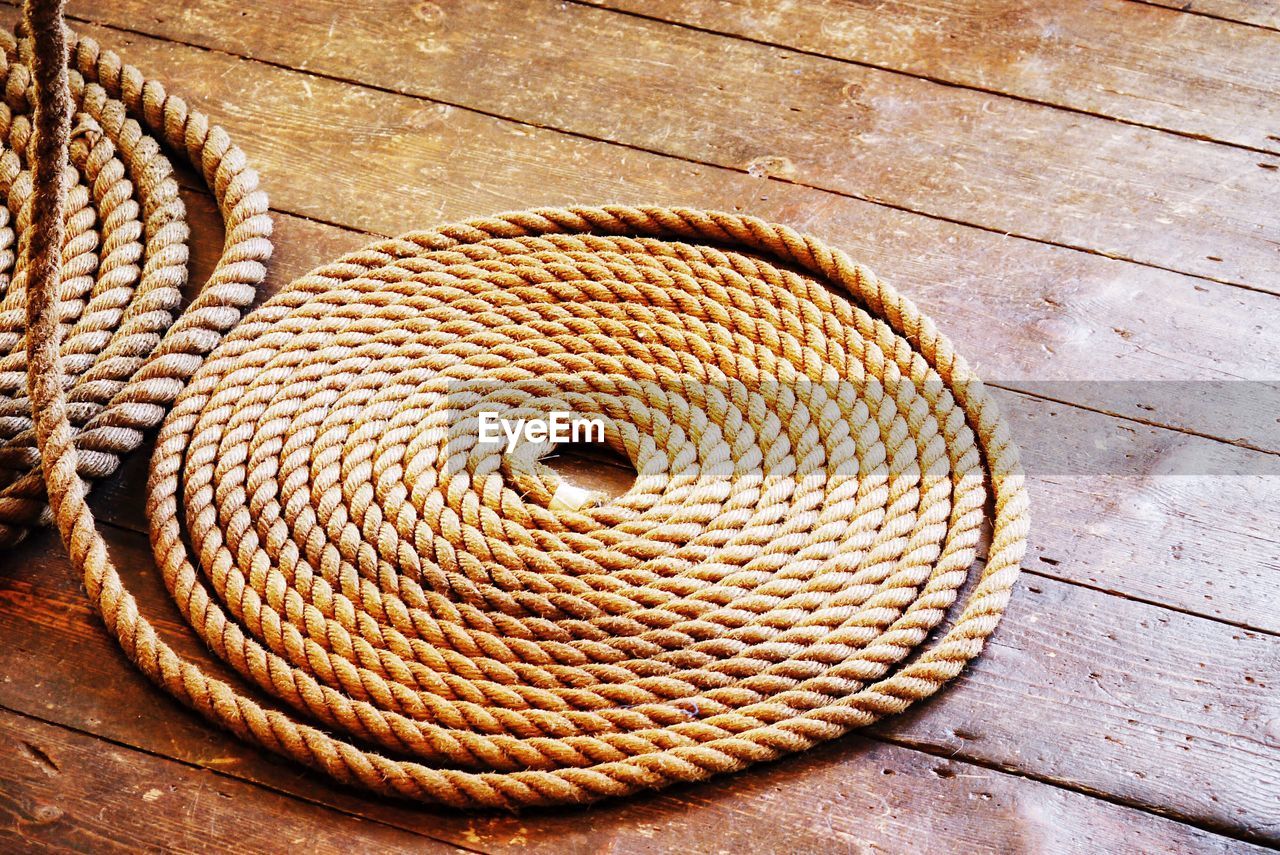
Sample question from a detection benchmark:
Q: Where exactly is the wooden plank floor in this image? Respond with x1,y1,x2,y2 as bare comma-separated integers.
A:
2,1,1278,851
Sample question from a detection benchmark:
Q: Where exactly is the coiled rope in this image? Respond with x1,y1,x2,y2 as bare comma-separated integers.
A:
0,9,271,545
23,0,1029,809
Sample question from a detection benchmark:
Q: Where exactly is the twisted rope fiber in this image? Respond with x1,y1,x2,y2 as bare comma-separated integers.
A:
24,0,1030,809
0,6,271,544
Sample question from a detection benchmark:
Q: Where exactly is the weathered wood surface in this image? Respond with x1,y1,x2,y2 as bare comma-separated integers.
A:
2,527,1274,852
581,0,1280,154
0,708,458,854
0,0,1277,850
1138,0,1280,30
40,2,1280,290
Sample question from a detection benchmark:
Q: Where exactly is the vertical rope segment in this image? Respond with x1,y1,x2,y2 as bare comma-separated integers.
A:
22,2,1028,809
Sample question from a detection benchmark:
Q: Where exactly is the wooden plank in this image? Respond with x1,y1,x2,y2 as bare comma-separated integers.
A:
0,529,1272,852
880,582,1280,841
1137,0,1280,31
579,0,1280,155
0,708,458,854
75,191,1280,636
42,3,1280,290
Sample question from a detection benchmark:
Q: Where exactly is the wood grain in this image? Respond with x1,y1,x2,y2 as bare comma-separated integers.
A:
0,708,457,854
43,2,1280,290
1137,0,1280,31
582,0,1280,154
0,528,1273,850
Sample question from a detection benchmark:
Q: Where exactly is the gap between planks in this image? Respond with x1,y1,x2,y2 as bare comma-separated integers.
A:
1126,0,1280,33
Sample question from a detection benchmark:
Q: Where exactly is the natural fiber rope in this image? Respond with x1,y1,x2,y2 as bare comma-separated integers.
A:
0,7,271,544
23,0,1029,809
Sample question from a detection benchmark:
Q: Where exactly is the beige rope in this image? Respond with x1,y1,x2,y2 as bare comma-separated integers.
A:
23,1,1029,809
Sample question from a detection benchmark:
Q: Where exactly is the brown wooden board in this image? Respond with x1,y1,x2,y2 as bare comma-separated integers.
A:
1138,0,1280,31
36,2,1280,290
579,0,1280,154
0,708,460,853
0,528,1272,852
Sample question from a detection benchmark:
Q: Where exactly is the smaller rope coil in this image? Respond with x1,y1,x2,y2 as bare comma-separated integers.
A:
23,2,1029,810
0,21,271,544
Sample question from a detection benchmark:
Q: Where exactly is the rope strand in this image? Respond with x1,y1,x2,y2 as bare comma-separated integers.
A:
21,0,1028,809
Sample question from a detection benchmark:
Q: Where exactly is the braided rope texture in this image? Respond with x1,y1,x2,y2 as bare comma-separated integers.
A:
23,3,1029,810
0,17,271,544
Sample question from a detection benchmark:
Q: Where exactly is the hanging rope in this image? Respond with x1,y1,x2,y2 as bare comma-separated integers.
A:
22,0,1029,809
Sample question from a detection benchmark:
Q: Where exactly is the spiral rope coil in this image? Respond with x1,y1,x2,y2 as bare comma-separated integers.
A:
23,1,1029,809
0,17,272,545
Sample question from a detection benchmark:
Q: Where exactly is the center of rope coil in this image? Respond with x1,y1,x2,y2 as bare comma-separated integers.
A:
18,2,1028,810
